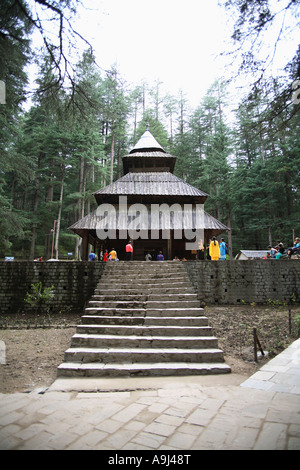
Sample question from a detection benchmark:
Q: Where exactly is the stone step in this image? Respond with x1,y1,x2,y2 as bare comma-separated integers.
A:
87,302,147,309
102,267,187,273
102,262,185,266
101,269,188,274
98,277,190,284
76,324,213,336
91,293,198,302
94,287,195,295
99,271,189,277
62,347,225,364
104,261,185,269
70,333,219,349
87,300,200,309
105,261,183,265
84,307,146,316
57,361,231,378
93,286,197,297
84,307,205,317
56,261,231,380
81,315,209,326
101,265,187,271
96,284,194,291
99,271,189,278
100,266,188,273
92,294,149,302
147,300,200,308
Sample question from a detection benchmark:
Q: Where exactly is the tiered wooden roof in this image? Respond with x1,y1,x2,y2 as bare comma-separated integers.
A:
94,172,208,202
69,207,228,235
69,129,229,238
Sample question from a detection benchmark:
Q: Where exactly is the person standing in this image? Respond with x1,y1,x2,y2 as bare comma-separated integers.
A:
219,238,226,260
126,241,133,261
197,240,204,260
156,251,164,261
206,239,211,260
209,237,220,261
88,252,97,261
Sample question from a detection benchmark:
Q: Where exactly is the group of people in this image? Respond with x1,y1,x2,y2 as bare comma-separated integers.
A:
90,236,300,261
265,238,300,259
88,238,230,262
88,248,118,262
197,237,228,261
266,241,285,259
88,242,166,262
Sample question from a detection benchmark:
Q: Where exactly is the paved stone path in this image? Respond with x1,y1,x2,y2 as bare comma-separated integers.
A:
0,338,300,451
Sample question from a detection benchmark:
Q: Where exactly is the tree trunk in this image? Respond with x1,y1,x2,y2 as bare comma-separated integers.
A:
227,211,233,260
117,141,122,179
268,225,272,247
74,156,85,260
54,167,65,259
110,133,114,184
29,152,42,260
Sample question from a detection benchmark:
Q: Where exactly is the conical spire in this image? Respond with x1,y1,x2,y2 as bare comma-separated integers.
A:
130,128,165,154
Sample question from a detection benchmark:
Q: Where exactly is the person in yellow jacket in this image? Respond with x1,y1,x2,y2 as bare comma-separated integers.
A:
109,248,117,261
209,237,220,261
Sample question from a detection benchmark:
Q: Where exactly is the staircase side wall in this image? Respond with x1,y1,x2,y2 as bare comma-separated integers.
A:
0,261,105,315
183,260,300,305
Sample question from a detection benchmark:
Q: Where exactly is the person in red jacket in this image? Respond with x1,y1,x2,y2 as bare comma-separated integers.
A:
126,241,133,261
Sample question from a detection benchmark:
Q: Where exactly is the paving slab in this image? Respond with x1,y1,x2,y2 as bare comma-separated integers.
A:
241,338,300,395
0,339,300,450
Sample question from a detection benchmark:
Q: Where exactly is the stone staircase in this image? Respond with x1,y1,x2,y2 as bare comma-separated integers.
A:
57,261,231,378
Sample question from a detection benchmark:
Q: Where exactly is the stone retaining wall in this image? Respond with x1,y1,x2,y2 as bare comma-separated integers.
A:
0,260,299,315
183,260,300,305
0,262,105,315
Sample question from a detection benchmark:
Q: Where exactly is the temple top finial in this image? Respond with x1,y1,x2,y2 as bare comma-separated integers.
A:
130,129,165,154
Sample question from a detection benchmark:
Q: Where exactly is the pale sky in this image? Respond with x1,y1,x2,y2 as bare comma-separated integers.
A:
75,0,232,106
27,0,298,110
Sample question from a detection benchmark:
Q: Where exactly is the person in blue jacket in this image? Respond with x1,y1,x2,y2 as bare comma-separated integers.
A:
287,237,300,257
219,238,226,260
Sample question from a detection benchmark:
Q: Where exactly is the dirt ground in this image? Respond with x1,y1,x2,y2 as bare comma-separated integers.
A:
0,305,299,394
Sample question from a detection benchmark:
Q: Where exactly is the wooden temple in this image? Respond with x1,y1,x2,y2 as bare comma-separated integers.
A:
69,129,229,260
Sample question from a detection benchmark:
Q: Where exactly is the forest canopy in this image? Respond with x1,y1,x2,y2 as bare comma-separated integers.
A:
0,0,299,259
